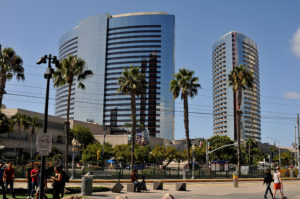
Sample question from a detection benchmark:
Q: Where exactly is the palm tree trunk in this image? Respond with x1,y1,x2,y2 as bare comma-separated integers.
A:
0,71,7,111
65,83,72,170
183,94,191,169
130,93,137,172
30,135,33,161
236,88,242,177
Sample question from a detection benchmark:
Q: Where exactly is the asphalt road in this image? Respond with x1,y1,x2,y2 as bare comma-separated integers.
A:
13,180,300,199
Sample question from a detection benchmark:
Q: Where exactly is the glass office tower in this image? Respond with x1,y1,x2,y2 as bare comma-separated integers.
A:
56,12,175,140
212,31,261,141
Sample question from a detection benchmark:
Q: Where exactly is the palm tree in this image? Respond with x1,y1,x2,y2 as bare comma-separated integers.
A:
0,112,12,134
0,45,24,110
228,64,253,176
170,68,201,168
117,65,146,171
10,113,29,164
27,116,42,161
53,55,93,170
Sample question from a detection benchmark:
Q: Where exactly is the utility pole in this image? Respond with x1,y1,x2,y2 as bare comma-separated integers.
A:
206,140,209,166
297,113,300,178
295,126,297,168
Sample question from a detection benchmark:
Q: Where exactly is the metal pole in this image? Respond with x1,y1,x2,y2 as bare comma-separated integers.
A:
206,140,208,166
297,113,300,178
39,54,53,199
295,126,297,167
192,146,195,179
102,125,106,168
279,144,281,167
71,145,75,179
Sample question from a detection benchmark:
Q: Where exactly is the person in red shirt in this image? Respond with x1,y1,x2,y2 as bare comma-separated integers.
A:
30,164,40,198
3,162,15,199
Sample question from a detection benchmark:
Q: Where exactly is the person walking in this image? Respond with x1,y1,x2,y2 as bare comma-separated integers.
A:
59,165,69,198
273,166,286,199
0,162,7,199
3,162,15,199
26,162,34,199
51,166,62,199
35,167,48,199
263,168,273,199
30,164,39,199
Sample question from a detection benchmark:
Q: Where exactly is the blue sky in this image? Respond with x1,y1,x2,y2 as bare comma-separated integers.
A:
1,0,300,146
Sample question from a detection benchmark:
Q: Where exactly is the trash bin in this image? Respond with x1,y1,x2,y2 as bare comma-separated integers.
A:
183,169,188,179
233,172,238,188
81,172,94,195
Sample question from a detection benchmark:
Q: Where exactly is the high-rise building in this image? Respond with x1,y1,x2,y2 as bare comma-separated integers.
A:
212,31,261,141
55,12,175,140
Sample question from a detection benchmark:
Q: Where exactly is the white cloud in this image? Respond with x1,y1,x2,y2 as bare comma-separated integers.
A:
283,92,300,100
292,27,300,57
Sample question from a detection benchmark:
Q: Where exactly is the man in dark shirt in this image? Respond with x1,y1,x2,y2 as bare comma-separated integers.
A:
4,162,15,199
0,162,7,199
130,169,141,192
26,162,34,199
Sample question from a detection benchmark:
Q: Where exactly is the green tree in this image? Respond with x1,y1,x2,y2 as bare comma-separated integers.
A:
70,125,95,148
150,145,166,166
27,116,42,160
117,65,146,171
0,45,24,110
170,68,201,167
113,144,131,167
53,55,93,169
228,64,253,176
135,145,151,165
82,142,113,165
208,135,236,163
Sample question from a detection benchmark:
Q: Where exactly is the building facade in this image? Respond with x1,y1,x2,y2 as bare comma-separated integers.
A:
212,31,261,141
55,12,175,140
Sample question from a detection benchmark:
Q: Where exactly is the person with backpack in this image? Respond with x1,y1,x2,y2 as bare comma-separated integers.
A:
263,168,273,199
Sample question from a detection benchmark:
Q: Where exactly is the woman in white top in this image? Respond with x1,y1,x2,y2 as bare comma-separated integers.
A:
273,166,286,199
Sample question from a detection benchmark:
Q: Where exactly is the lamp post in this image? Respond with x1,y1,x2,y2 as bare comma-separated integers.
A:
191,144,195,179
267,137,281,167
71,138,79,179
36,54,57,199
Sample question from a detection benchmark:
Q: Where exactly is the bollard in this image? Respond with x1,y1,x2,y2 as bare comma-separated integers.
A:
233,173,238,188
81,172,94,195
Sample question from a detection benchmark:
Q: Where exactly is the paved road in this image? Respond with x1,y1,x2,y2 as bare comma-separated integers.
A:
14,181,300,199
85,181,300,199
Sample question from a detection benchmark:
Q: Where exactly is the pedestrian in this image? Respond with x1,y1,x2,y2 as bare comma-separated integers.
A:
31,164,40,199
26,162,34,199
0,162,7,199
273,166,286,199
51,166,62,199
3,162,16,199
35,167,48,199
263,168,273,199
130,169,141,192
59,165,69,198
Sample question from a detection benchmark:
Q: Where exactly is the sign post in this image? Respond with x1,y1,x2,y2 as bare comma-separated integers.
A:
36,133,52,156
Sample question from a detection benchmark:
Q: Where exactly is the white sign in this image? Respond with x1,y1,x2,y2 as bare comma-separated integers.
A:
36,133,52,156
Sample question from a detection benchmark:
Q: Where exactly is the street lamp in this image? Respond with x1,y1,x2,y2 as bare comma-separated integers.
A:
71,138,79,179
191,144,195,179
102,125,106,169
267,137,281,167
36,54,57,199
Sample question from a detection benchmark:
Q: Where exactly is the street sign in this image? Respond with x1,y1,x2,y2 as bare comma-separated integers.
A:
36,133,52,156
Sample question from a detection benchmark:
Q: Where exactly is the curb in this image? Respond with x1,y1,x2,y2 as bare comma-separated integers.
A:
15,177,300,183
